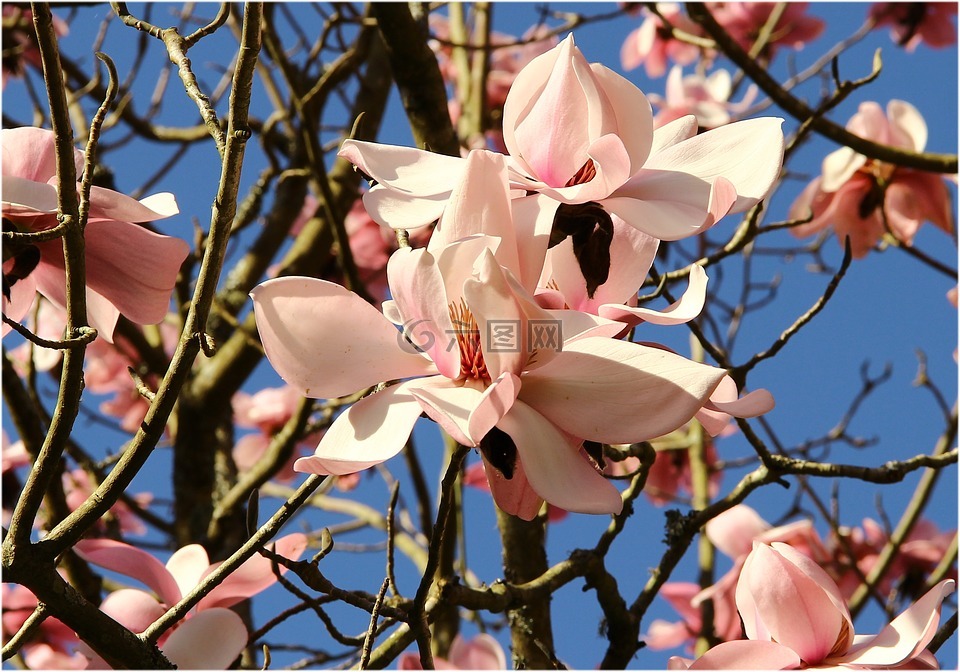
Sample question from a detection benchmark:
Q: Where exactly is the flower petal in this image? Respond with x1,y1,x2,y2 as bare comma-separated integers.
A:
600,263,707,326
387,247,459,380
251,277,436,398
498,400,623,515
479,449,545,521
705,505,771,559
160,608,248,670
520,337,725,444
99,589,166,634
85,188,179,223
198,533,309,610
836,579,955,667
2,174,59,213
449,634,508,670
589,62,654,172
643,117,784,213
165,545,211,601
410,380,485,446
686,640,801,670
293,380,426,475
1,127,79,182
74,538,182,606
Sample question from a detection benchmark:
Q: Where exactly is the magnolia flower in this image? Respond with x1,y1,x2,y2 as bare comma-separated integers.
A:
398,633,508,670
869,3,957,51
75,535,306,668
620,3,703,77
62,468,152,536
669,541,955,669
647,505,829,652
339,34,784,243
232,385,317,484
2,584,85,669
711,2,824,59
789,100,953,258
2,127,188,342
252,150,737,519
649,66,758,130
1,7,68,88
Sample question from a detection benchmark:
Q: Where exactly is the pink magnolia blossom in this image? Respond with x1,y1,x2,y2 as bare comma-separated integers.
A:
669,541,955,669
710,2,825,59
2,127,188,343
2,583,86,669
463,461,569,523
790,100,953,258
61,469,152,537
620,3,703,77
1,7,68,88
398,633,508,670
252,150,735,519
648,505,830,652
870,3,958,51
649,66,758,129
74,534,307,668
339,34,784,243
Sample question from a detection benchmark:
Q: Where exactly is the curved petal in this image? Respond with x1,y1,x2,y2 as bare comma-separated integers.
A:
337,140,465,196
498,400,623,515
293,380,427,475
99,589,166,634
449,634,508,670
74,538,182,606
644,117,784,213
510,193,558,293
361,184,450,230
85,188,179,223
387,247,459,379
701,388,775,419
410,380,486,446
251,277,436,399
650,115,699,156
887,99,927,152
836,579,955,667
705,505,771,559
520,337,725,443
1,127,79,182
82,219,190,326
590,61,654,172
160,608,248,670
687,640,801,670
480,450,545,521
165,545,210,600
600,264,707,326
198,534,309,610
2,174,59,213
694,375,739,437
821,147,866,193
469,372,521,442
1,263,37,337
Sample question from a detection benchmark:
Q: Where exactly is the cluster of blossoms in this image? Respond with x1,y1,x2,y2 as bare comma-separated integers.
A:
648,504,956,656
252,34,783,519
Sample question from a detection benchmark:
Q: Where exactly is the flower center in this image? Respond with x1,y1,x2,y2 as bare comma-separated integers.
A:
565,159,597,187
449,300,491,383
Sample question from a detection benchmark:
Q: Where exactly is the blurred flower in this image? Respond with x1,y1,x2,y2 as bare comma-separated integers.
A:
620,3,703,77
669,542,955,669
398,633,507,670
870,3,958,51
789,100,953,258
2,583,85,669
649,66,758,129
710,2,824,59
1,6,68,88
62,468,152,537
2,127,187,342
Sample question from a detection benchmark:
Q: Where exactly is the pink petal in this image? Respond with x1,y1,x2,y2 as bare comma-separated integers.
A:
687,640,801,670
887,100,927,152
650,115,699,156
820,147,866,193
2,174,59,213
198,533,308,610
836,579,955,667
250,277,436,399
705,505,771,559
99,589,166,633
1,263,37,337
498,400,623,515
701,388,775,420
520,337,725,444
449,634,508,670
28,258,120,342
1,127,79,182
469,372,522,443
74,538,182,606
695,374,739,436
165,545,211,601
430,150,520,279
293,380,426,475
81,219,189,326
600,263,707,326
387,247,459,380
643,117,785,213
509,193,558,293
85,188,179,223
160,608,248,669
738,542,850,664
411,380,486,446
480,450,545,521
589,61,654,173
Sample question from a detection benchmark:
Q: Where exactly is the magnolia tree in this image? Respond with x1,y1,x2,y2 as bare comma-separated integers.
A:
1,2,957,670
